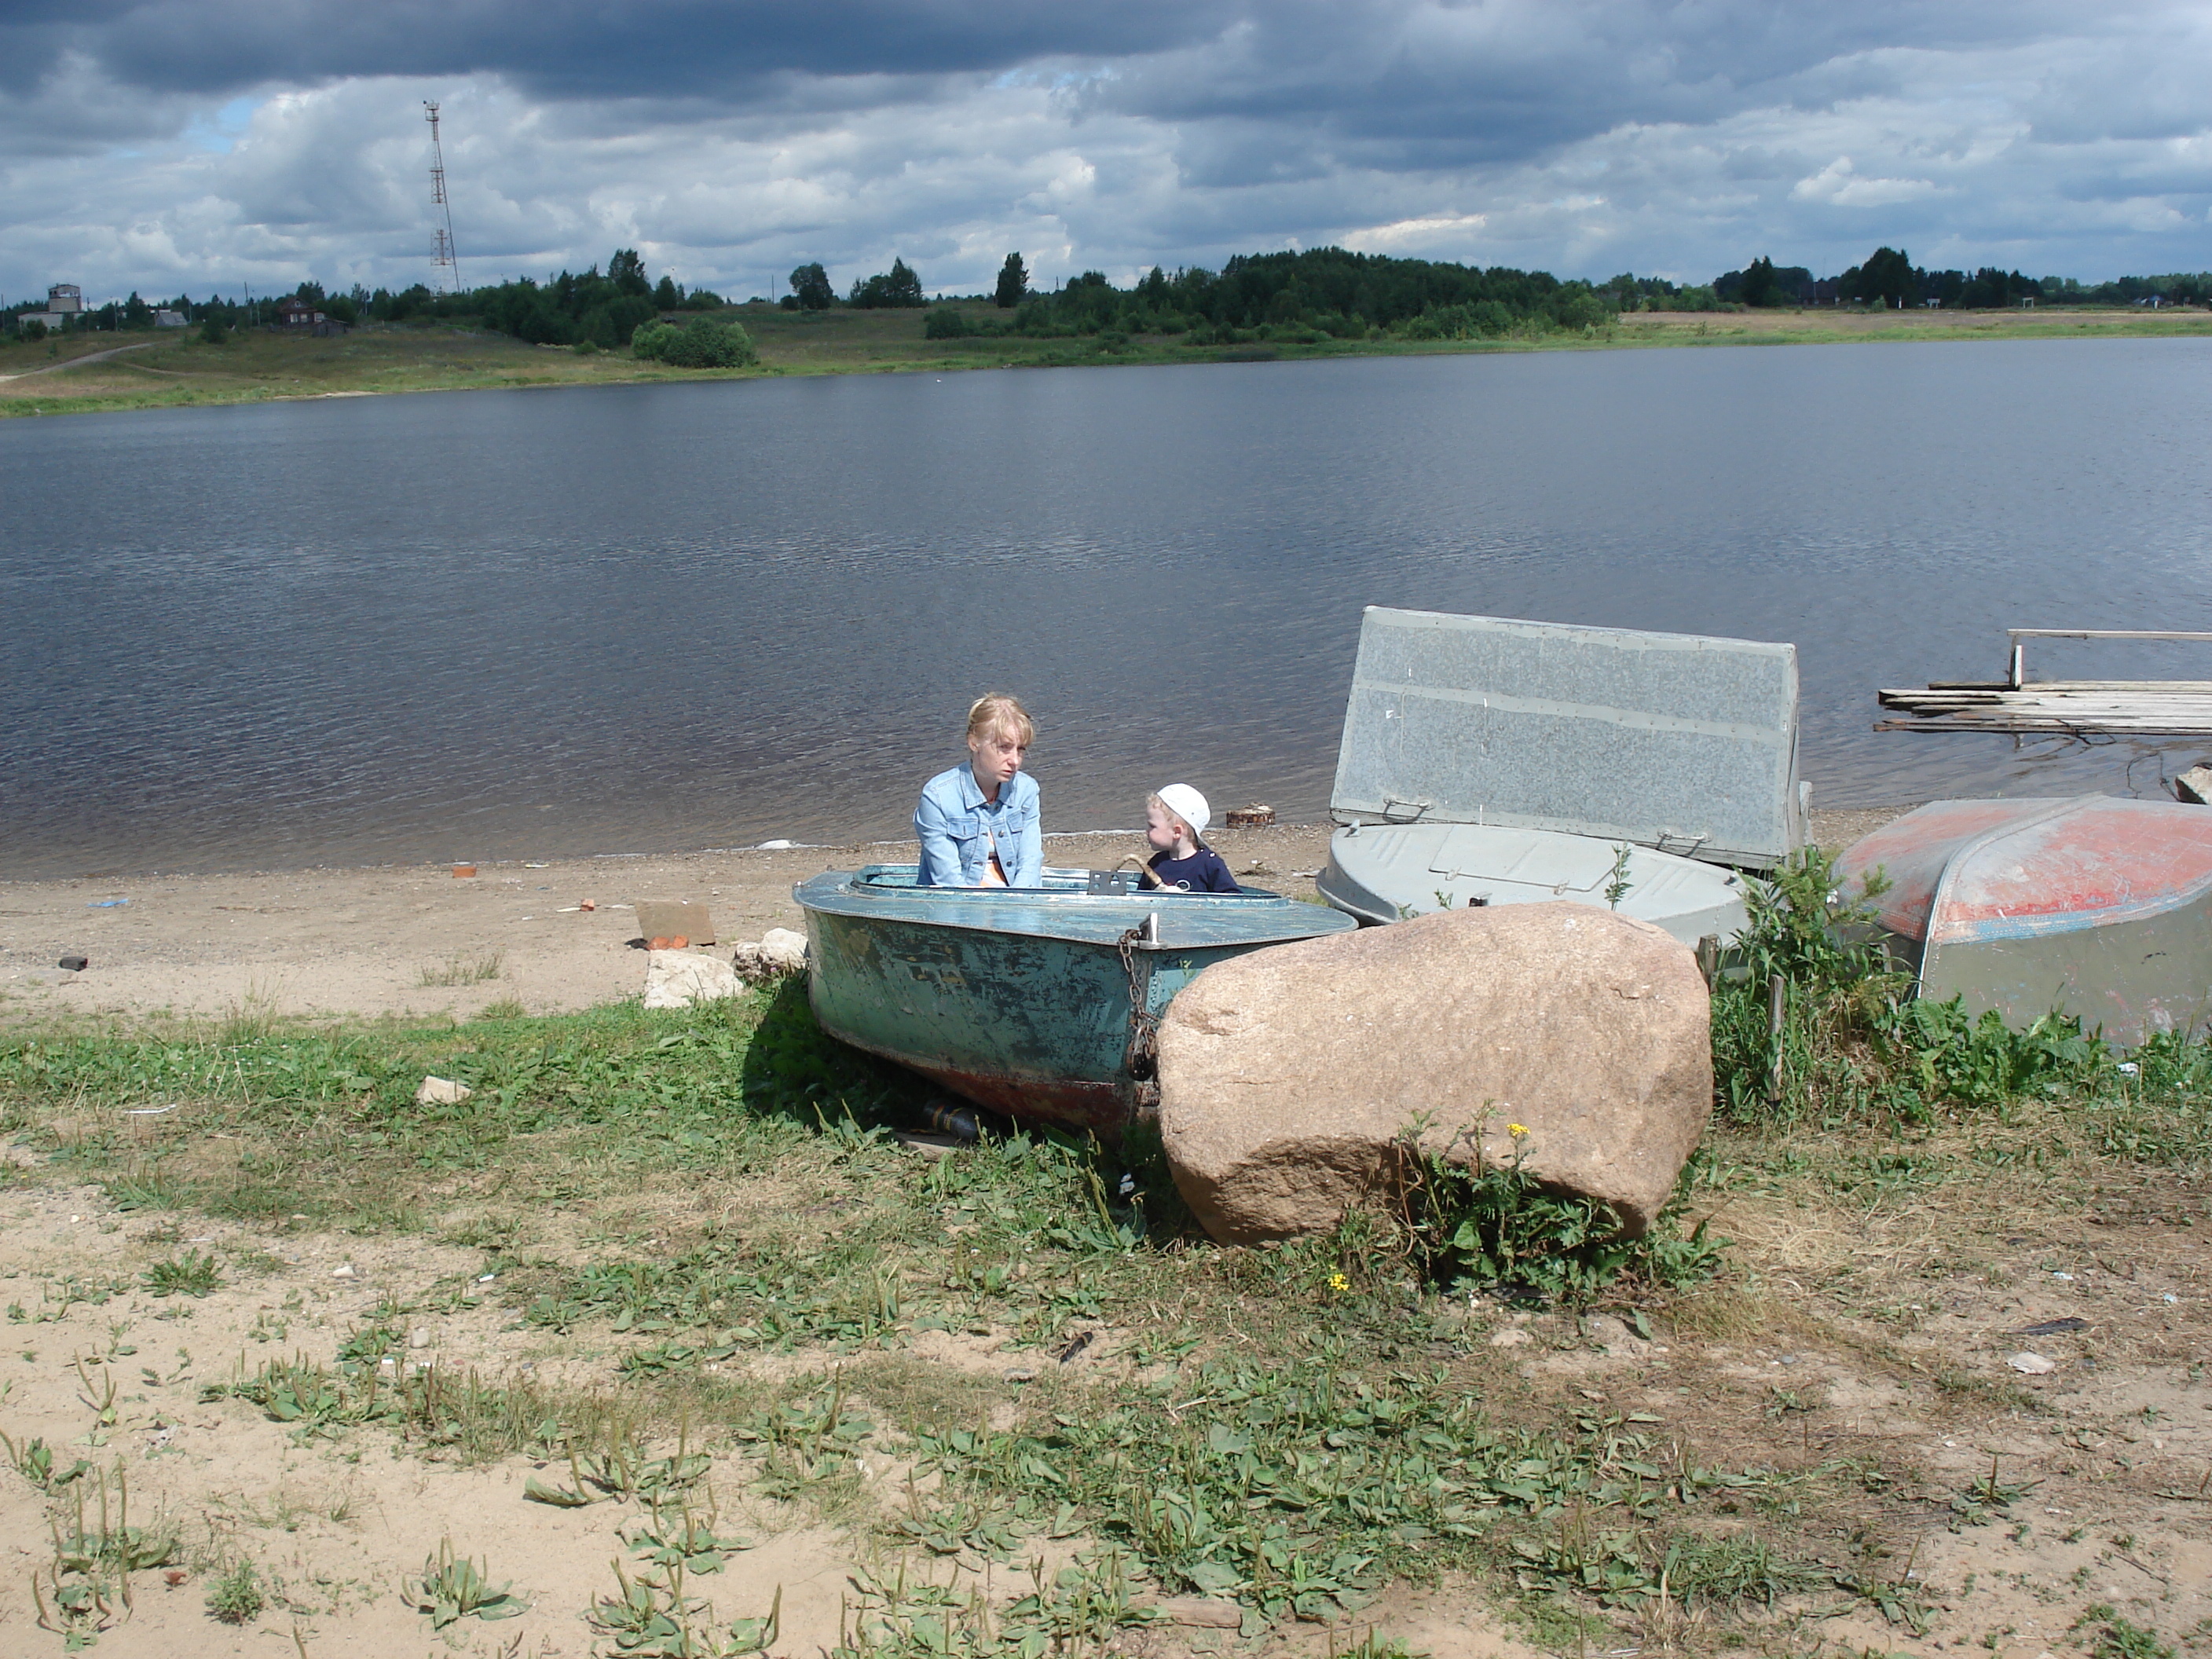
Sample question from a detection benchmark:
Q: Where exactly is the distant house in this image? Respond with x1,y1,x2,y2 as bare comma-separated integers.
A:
153,309,187,328
274,296,347,337
274,295,349,337
16,282,83,332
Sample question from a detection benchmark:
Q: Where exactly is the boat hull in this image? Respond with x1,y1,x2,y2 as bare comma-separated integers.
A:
1835,797,2212,1045
1319,821,1752,947
795,867,1355,1133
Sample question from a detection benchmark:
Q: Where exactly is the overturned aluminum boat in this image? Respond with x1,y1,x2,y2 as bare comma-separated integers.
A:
794,865,1353,1133
1317,607,1807,947
1833,796,2212,1046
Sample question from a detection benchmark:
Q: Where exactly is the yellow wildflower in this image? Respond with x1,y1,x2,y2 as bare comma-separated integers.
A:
1507,1122,1529,1137
1328,1272,1350,1293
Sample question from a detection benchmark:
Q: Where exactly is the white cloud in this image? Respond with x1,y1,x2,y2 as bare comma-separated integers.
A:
1342,212,1489,254
1,2,2207,304
1790,156,1946,207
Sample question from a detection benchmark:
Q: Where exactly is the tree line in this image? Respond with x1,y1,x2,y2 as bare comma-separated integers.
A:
917,248,1624,346
13,243,2207,352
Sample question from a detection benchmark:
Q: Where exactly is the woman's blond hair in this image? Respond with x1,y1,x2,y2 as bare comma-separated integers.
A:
966,693,1035,748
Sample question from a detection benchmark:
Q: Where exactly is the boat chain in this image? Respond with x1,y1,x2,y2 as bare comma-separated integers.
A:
1115,925,1161,1104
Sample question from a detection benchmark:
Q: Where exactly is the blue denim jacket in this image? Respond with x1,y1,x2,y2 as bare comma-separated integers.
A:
915,763,1042,888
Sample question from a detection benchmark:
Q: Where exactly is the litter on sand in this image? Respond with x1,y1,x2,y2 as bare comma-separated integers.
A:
2010,1317,2090,1336
2008,1352,2057,1375
87,899,128,908
635,901,715,945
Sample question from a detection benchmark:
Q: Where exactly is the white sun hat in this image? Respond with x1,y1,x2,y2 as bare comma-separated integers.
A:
1156,784,1211,839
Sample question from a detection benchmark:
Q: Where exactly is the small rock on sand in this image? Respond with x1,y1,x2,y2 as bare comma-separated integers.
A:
732,927,809,984
643,950,744,1009
1157,902,1712,1245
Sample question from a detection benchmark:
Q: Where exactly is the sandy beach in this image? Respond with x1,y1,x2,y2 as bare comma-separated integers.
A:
0,810,1906,1024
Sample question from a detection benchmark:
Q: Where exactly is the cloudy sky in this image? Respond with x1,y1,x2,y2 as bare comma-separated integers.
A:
4,1,2209,307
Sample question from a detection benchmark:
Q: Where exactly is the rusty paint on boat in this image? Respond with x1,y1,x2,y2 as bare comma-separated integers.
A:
1835,797,2212,1046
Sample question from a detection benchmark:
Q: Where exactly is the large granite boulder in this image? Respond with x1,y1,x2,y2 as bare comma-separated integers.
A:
1157,902,1712,1245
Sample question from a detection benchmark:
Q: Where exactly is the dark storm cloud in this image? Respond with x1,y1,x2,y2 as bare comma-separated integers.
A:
1082,1,2091,172
4,2,2108,177
0,0,1236,101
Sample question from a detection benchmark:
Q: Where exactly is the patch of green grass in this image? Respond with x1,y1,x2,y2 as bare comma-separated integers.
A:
1511,1520,1826,1609
901,1349,1838,1619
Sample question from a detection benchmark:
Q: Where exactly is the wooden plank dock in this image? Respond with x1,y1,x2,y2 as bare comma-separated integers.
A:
1877,629,2212,735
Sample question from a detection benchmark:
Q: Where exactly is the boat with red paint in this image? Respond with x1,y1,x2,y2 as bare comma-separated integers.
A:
1833,796,2212,1046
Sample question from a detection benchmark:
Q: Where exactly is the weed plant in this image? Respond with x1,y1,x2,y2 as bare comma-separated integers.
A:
405,1537,523,1628
32,1463,177,1641
1399,1130,1723,1304
418,950,505,987
1711,849,2212,1146
2079,1605,2177,1659
141,1248,222,1297
204,1558,266,1624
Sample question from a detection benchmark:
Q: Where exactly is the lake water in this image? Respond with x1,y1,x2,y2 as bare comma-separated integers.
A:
5,338,2210,879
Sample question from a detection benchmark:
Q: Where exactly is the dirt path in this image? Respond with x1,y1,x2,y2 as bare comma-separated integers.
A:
0,340,159,382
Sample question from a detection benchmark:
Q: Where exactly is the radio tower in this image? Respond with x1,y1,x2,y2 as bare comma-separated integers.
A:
424,101,462,292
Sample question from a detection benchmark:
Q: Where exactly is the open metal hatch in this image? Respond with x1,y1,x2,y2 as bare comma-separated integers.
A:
1328,606,1807,871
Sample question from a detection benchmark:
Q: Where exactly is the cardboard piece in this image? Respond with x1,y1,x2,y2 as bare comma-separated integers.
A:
633,901,716,946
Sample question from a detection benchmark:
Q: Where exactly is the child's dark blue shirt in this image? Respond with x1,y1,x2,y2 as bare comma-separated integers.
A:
1148,847,1240,893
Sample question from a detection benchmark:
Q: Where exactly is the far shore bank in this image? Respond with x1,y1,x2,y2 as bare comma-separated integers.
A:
4,302,2206,421
0,808,1905,1024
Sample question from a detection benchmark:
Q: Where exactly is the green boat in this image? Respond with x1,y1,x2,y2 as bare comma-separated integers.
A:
794,865,1354,1133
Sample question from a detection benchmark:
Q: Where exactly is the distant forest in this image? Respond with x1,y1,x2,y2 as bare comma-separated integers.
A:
1709,250,2210,311
9,244,2208,350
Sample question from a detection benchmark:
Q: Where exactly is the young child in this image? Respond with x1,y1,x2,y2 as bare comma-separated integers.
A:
1134,785,1240,893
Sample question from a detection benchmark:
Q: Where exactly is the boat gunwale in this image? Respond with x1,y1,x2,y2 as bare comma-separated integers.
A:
793,865,1350,951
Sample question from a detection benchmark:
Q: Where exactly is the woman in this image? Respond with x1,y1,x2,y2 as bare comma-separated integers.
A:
914,694,1042,888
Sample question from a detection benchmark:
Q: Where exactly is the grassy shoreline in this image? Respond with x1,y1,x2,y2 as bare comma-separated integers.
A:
0,862,2207,1656
5,302,2207,421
